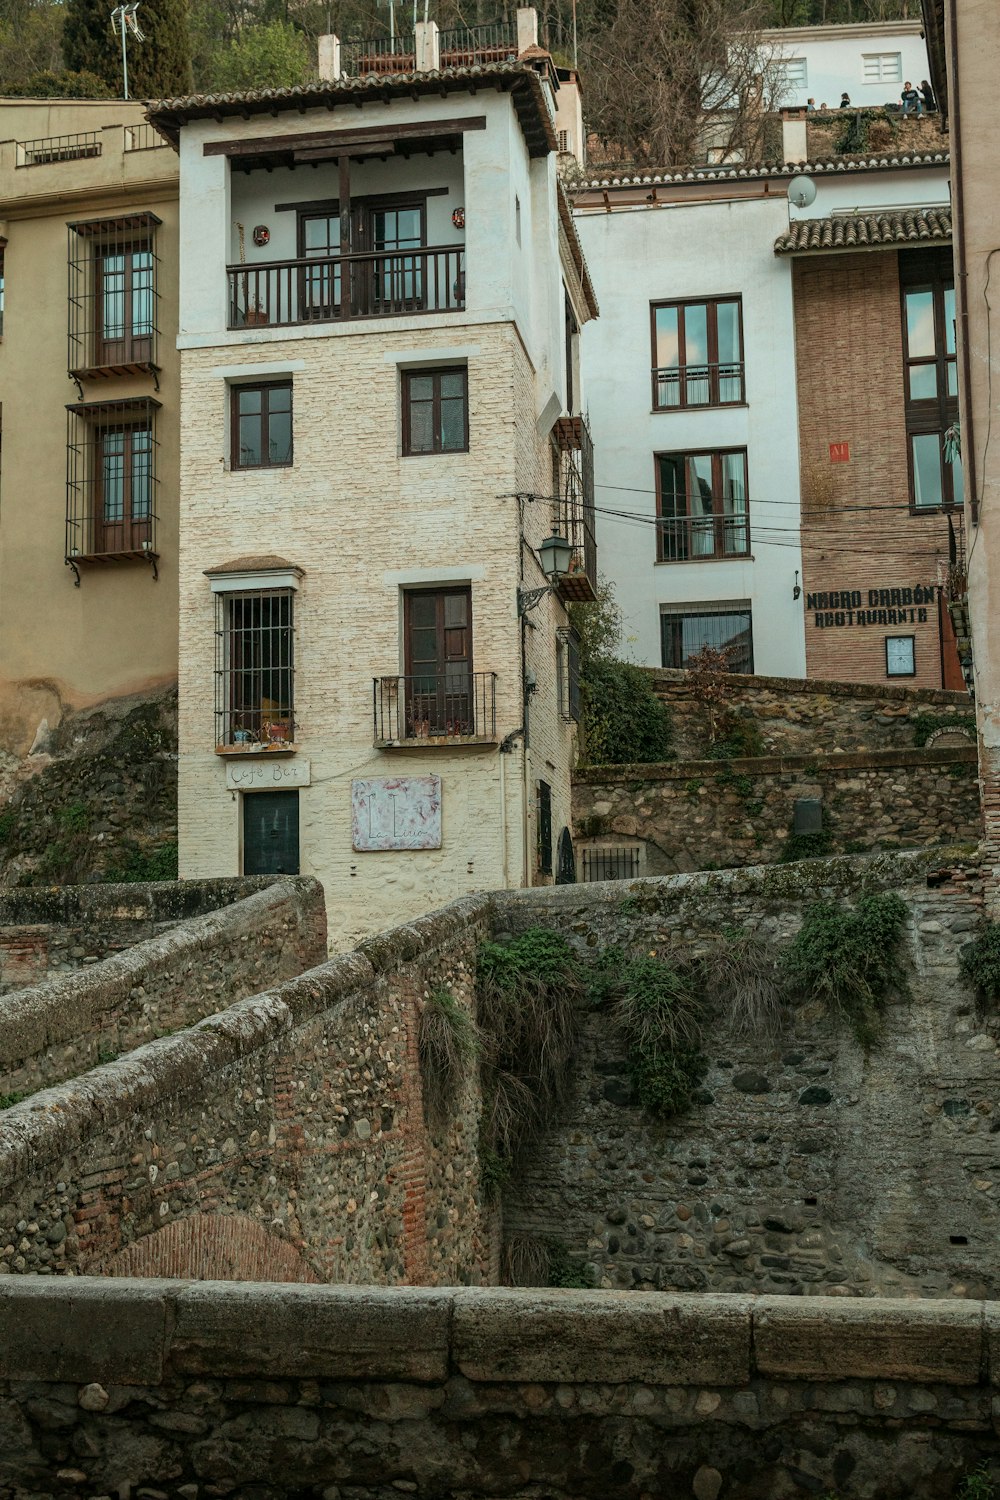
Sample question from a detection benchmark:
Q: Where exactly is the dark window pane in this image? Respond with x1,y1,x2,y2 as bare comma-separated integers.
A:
912,432,943,507
661,609,753,672
239,414,262,466
440,371,465,400
238,388,262,415
268,385,291,414
409,375,434,402
268,409,291,464
440,396,465,450
409,401,434,453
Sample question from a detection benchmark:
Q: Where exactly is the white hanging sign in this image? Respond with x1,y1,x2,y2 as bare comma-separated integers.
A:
226,758,311,791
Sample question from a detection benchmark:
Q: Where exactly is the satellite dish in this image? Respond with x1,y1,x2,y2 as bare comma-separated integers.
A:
788,175,817,209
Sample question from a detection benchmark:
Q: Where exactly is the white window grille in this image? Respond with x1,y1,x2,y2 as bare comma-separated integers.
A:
862,52,903,84
774,57,808,91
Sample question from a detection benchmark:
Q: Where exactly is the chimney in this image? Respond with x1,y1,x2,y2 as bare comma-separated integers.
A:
781,106,808,164
317,33,341,81
415,19,440,72
517,7,539,53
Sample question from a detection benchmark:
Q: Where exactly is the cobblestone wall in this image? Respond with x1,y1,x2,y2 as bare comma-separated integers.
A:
0,877,327,1100
499,855,999,1300
0,897,495,1287
573,745,980,874
0,876,285,993
0,1278,998,1500
649,667,974,760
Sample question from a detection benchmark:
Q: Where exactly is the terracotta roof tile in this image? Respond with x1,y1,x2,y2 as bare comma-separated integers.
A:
774,206,952,254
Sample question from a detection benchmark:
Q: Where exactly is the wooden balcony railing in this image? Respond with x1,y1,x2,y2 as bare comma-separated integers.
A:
656,512,751,563
228,246,465,329
374,672,497,747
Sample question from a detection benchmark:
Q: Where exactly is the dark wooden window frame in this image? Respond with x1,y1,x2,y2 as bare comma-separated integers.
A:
650,296,745,411
655,447,751,563
95,239,153,368
403,585,474,676
230,380,293,471
401,366,469,456
660,606,755,672
885,634,917,678
94,419,153,554
900,250,960,512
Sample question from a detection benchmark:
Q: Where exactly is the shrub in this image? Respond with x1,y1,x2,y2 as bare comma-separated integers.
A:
476,928,581,1195
612,956,706,1117
706,711,765,761
581,657,673,765
418,986,480,1121
782,893,910,1046
700,930,784,1040
959,922,1000,1009
780,829,834,863
104,841,179,883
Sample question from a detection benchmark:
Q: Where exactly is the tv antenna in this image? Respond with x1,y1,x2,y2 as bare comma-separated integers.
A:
110,2,145,100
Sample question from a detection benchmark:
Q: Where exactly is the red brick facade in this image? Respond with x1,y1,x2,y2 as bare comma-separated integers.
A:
792,250,963,690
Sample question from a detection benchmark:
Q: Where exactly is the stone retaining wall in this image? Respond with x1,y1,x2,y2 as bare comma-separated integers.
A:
498,854,1000,1299
0,877,328,1101
0,876,289,994
0,1278,997,1499
573,745,980,873
648,667,974,760
0,897,495,1287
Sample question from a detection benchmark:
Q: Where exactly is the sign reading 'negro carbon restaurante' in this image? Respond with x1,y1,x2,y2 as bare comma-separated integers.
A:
806,584,937,629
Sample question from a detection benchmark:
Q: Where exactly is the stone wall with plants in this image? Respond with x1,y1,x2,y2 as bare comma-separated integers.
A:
649,666,974,761
497,852,1000,1302
0,896,496,1287
573,744,980,874
1,1277,999,1500
0,877,328,1101
0,688,178,889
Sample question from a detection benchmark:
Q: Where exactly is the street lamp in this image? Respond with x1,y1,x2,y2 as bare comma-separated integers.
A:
517,528,573,615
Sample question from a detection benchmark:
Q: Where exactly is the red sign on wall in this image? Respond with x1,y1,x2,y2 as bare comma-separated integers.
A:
829,441,851,463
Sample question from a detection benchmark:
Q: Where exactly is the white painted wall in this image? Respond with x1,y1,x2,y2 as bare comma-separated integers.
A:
763,20,932,110
788,164,951,221
575,194,806,677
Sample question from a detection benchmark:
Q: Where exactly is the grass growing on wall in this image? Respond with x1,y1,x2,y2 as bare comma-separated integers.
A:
782,893,910,1047
418,986,480,1122
701,929,785,1041
959,923,1000,1010
607,955,707,1118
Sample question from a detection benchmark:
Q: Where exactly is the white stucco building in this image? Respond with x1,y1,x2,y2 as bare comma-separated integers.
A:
764,19,933,110
572,139,951,677
149,19,598,947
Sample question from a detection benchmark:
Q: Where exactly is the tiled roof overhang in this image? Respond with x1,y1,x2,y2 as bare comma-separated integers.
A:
774,206,952,255
146,64,556,158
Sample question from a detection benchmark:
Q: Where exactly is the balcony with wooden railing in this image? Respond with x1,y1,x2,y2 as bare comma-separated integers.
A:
228,246,465,330
373,672,498,748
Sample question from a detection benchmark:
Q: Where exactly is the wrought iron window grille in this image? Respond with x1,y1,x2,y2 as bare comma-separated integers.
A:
215,590,295,751
68,213,162,392
65,396,160,585
580,845,642,882
557,626,582,723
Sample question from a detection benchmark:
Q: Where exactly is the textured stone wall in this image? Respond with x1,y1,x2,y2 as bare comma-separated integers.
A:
572,744,980,874
498,855,1000,1300
649,667,974,761
0,877,327,1099
0,874,299,993
0,897,494,1286
1,1278,999,1500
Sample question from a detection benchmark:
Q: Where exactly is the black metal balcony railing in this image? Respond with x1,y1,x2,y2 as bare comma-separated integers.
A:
17,132,101,167
374,672,497,745
656,512,750,563
228,247,465,329
439,19,518,64
124,123,169,153
341,34,416,75
652,361,745,410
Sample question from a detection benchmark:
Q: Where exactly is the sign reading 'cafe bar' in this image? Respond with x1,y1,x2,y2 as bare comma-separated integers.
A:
807,584,937,630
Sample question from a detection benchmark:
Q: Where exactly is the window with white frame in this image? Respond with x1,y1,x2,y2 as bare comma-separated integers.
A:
774,57,807,91
862,52,902,84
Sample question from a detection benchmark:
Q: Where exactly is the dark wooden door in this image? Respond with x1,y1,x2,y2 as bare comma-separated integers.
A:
243,791,300,875
404,588,472,736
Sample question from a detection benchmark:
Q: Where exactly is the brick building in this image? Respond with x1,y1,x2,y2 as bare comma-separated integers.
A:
148,19,598,948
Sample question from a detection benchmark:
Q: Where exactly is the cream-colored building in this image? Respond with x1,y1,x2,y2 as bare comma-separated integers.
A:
148,26,597,948
922,0,999,888
0,101,179,755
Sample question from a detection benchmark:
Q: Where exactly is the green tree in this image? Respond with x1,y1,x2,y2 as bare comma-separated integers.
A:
19,67,115,96
0,0,64,93
63,0,193,98
204,18,311,90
